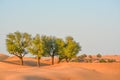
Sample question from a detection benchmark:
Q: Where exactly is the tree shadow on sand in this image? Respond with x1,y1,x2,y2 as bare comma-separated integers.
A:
2,60,50,67
23,75,50,80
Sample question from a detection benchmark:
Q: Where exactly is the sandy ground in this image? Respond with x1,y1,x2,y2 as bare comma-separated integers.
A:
0,54,120,80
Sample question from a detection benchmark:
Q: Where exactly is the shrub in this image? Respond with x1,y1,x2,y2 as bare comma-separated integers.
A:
88,55,92,58
86,59,92,63
97,53,102,58
77,54,87,62
108,59,116,63
79,54,87,59
99,59,106,63
71,59,79,62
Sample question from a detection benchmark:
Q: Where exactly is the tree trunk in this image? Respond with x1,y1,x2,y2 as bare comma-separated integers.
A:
19,57,23,65
66,58,69,63
52,55,54,65
58,57,64,63
68,58,71,62
58,58,61,63
37,57,41,67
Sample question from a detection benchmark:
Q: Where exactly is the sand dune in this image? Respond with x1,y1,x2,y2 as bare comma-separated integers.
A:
0,54,9,61
103,55,120,61
0,54,120,80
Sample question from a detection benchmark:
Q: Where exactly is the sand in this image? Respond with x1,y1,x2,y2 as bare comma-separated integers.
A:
0,54,9,61
0,54,120,80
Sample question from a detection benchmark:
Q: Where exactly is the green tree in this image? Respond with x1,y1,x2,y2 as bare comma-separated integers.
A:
41,36,57,65
6,31,31,65
28,34,44,67
63,36,81,62
55,38,65,63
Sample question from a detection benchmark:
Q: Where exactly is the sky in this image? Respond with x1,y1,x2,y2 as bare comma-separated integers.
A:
0,0,120,55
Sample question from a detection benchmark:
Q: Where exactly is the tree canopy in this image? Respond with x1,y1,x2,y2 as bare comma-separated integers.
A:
63,36,81,62
28,34,44,67
6,31,81,66
6,31,31,65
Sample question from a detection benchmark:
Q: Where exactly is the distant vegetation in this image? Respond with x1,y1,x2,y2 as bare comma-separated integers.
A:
77,54,87,62
107,59,116,63
6,31,81,66
73,53,117,63
97,53,102,58
99,59,107,63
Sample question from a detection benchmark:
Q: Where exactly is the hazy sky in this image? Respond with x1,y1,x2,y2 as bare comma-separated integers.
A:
0,0,120,55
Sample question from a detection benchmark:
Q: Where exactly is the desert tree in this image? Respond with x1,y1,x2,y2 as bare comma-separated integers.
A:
88,55,93,63
28,34,44,67
63,36,81,62
55,38,65,63
88,55,92,59
77,54,87,62
80,54,87,58
97,53,102,58
78,54,87,60
6,31,31,65
41,35,58,65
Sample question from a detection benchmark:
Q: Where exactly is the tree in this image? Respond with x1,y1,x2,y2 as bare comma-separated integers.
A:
88,55,93,63
88,55,92,59
6,31,31,65
77,54,87,62
55,38,65,63
82,54,87,58
63,36,81,62
97,53,102,58
41,35,57,65
28,34,44,67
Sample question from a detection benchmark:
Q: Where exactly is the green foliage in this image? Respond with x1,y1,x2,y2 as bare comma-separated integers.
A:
99,59,106,63
63,36,81,62
99,58,116,63
6,32,81,65
41,36,81,63
6,31,31,65
55,38,65,55
28,34,44,67
107,59,116,63
41,36,58,65
29,34,44,57
55,38,65,63
41,36,56,56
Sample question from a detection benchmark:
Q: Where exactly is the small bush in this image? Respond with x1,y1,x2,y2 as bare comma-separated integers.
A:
71,58,79,62
99,59,106,63
86,59,92,63
108,59,116,63
71,59,79,62
78,54,87,59
88,55,92,59
97,53,102,58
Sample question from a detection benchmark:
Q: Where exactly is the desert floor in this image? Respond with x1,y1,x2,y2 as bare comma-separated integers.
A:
0,54,120,80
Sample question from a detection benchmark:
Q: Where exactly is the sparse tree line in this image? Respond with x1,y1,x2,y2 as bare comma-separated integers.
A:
74,53,116,63
6,31,81,67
